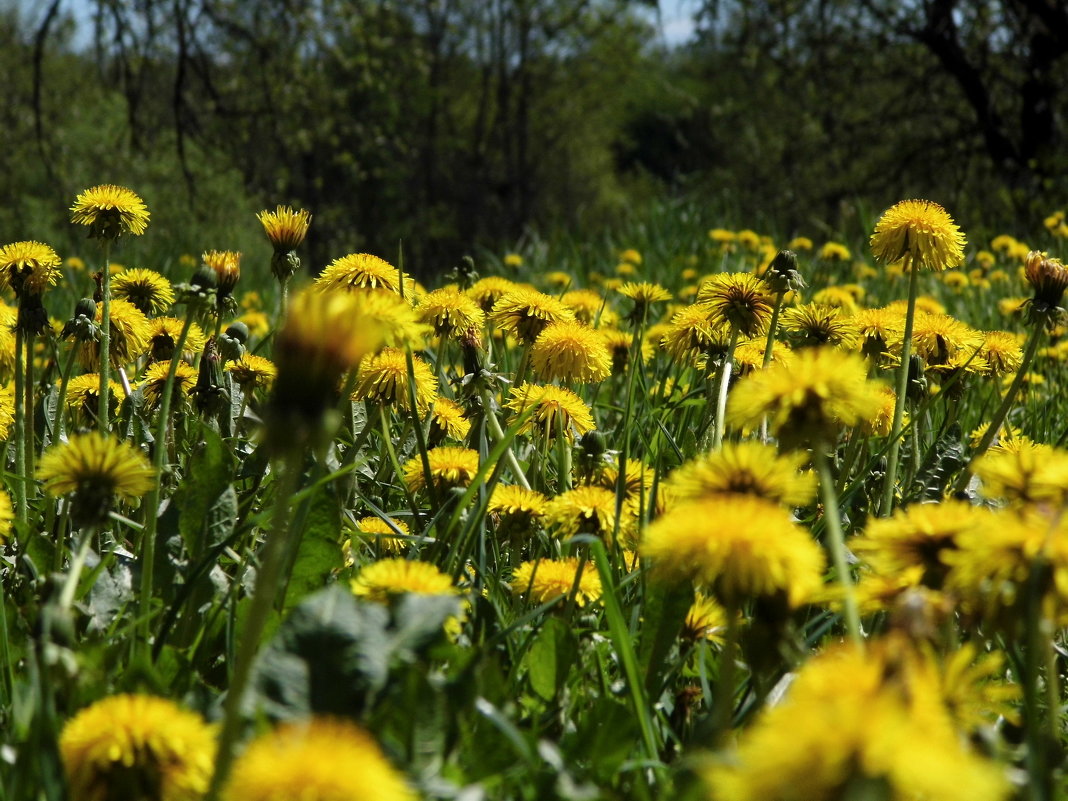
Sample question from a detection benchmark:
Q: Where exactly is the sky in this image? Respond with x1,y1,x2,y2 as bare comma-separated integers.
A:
22,0,699,49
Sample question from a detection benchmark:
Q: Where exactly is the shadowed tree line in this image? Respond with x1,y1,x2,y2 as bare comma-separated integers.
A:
1,0,1066,273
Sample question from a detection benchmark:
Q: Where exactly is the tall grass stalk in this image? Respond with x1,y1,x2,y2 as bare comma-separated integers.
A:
814,446,862,645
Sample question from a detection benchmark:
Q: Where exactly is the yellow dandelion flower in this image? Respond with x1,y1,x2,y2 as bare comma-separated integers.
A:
351,558,458,603
979,331,1023,376
543,485,627,543
61,694,214,801
819,241,851,261
941,645,1021,731
732,338,791,376
468,276,518,314
786,236,813,251
811,285,859,313
146,317,207,363
490,287,576,344
870,199,966,271
946,508,1068,628
401,446,479,493
705,637,1009,801
659,303,730,367
781,303,860,349
268,288,386,438
910,312,982,367
111,268,175,316
78,298,150,370
854,306,905,357
316,253,412,297
348,516,411,556
642,496,824,607
0,240,62,295
857,385,898,437
66,256,86,270
63,373,124,416
618,281,672,305
511,557,601,606
139,362,198,409
353,348,437,411
666,442,816,507
544,270,574,289
853,501,989,588
223,717,414,801
226,353,277,391
727,347,886,447
529,320,611,384
0,488,12,542
428,396,470,443
0,383,14,440
346,289,429,351
682,592,728,644
697,272,775,337
256,205,312,251
599,328,653,371
70,184,150,239
503,252,524,268
619,248,642,265
37,433,154,525
202,249,241,294
504,383,595,440
488,485,548,533
973,441,1068,505
559,288,610,326
416,285,486,342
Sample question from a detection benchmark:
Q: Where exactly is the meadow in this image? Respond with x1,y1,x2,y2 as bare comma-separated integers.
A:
2,187,1068,801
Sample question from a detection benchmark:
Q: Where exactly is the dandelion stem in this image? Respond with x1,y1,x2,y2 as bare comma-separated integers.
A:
814,445,862,645
954,321,1044,493
13,325,26,518
759,292,785,443
58,525,96,611
25,330,36,501
479,386,532,490
98,240,112,431
880,257,918,516
53,344,79,442
711,329,739,450
206,452,301,801
137,302,199,652
712,600,740,743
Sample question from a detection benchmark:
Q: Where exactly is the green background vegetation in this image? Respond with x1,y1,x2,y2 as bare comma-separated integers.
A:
2,0,1067,273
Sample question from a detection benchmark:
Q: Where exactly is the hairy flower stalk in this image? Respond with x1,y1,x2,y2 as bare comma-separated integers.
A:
871,200,966,515
814,444,862,644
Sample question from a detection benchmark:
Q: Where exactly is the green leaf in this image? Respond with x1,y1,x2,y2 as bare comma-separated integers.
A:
281,487,343,614
525,616,576,701
175,426,233,553
638,578,693,693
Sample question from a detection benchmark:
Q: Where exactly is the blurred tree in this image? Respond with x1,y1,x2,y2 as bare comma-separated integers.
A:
79,0,661,273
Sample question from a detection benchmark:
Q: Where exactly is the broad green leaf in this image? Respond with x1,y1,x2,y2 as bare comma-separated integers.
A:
525,616,576,701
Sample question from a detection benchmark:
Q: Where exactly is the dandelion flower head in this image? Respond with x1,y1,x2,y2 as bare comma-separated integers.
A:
70,184,150,239
870,199,966,271
223,717,414,801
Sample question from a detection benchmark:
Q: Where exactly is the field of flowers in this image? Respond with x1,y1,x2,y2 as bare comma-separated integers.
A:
3,187,1068,800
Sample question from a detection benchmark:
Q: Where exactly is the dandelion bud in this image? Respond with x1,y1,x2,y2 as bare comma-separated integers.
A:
202,250,241,295
271,250,301,285
62,298,99,342
763,249,805,294
217,327,245,362
579,430,607,458
225,321,249,345
1023,250,1068,327
191,265,217,291
266,289,386,452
